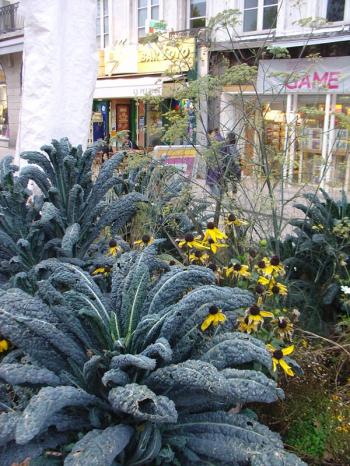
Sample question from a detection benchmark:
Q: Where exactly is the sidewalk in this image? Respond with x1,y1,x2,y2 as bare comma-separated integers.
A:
0,146,15,159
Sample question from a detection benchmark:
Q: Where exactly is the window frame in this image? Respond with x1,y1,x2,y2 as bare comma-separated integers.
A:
324,0,347,23
96,0,111,49
137,0,161,39
187,0,207,30
242,0,279,34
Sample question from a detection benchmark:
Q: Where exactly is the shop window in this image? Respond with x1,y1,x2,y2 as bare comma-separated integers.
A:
189,0,206,29
0,66,8,139
138,0,160,38
243,0,278,32
326,0,345,22
96,0,109,49
329,96,350,189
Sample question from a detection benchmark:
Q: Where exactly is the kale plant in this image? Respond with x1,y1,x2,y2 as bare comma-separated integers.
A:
0,139,145,286
278,189,350,332
0,246,305,465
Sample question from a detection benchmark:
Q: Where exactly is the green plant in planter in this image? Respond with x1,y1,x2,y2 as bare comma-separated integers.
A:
276,189,350,332
0,139,145,288
0,247,305,465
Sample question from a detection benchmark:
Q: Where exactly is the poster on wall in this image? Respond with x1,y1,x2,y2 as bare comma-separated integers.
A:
152,145,200,179
116,104,130,132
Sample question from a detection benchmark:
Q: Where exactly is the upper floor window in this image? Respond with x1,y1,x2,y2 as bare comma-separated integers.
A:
96,0,109,48
326,0,345,22
138,0,160,38
189,0,206,29
243,0,278,32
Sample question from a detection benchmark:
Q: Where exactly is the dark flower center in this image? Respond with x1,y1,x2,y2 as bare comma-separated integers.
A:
142,234,151,244
207,222,215,230
208,263,217,271
278,319,288,329
249,305,260,316
273,349,283,360
233,264,242,271
185,233,194,242
104,266,111,273
270,256,280,266
271,285,280,295
208,238,215,244
258,260,266,269
244,316,249,325
169,260,176,266
195,250,203,258
255,284,264,294
109,239,117,247
209,305,219,315
228,214,236,222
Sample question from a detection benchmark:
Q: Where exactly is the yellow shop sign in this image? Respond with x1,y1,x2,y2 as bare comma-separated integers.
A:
138,38,195,73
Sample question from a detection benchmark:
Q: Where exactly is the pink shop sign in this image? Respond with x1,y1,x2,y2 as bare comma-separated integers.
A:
257,57,350,94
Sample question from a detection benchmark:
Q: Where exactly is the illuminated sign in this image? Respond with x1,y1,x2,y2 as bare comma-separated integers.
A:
138,38,195,73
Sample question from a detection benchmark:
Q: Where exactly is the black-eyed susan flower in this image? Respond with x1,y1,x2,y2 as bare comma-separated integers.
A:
134,234,154,248
0,339,9,352
178,233,209,250
273,317,294,341
268,282,288,296
189,250,209,265
203,222,228,243
108,239,120,256
267,344,295,376
225,263,251,279
206,238,228,254
246,304,273,325
255,259,269,275
92,266,111,277
225,213,248,227
265,256,285,276
201,305,226,331
255,283,265,295
237,316,258,334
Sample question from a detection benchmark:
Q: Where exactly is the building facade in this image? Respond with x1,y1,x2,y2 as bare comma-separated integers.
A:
0,0,23,152
93,0,350,191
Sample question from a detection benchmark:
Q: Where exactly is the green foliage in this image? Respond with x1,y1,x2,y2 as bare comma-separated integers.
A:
0,139,145,286
0,246,305,465
277,189,350,332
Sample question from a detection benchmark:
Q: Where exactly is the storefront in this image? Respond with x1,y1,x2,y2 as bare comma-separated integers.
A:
92,37,196,150
222,56,350,192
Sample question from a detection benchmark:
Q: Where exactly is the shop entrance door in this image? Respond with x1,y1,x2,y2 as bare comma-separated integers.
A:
116,104,131,133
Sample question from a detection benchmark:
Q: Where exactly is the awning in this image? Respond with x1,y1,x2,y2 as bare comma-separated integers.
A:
94,75,163,99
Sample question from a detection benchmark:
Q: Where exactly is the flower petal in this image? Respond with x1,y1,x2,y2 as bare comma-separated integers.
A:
282,345,295,356
201,315,214,332
279,358,295,376
260,311,274,318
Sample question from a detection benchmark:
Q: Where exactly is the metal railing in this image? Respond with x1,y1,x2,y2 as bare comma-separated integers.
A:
0,2,23,35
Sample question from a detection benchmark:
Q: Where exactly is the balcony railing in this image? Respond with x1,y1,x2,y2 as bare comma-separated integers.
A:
0,2,23,35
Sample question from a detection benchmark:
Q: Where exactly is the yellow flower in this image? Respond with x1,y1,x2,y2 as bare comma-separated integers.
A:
205,238,228,254
201,305,226,331
225,213,248,227
264,256,285,277
203,222,228,243
246,304,274,325
237,316,258,334
267,344,295,376
189,250,210,264
134,234,155,248
257,276,270,286
273,317,294,340
107,239,120,256
255,259,269,275
178,233,209,250
92,266,111,277
0,339,9,352
268,282,288,296
225,263,251,279
312,224,324,231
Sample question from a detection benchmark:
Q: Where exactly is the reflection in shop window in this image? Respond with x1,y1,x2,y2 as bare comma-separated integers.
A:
330,96,350,190
326,0,345,22
0,66,8,139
